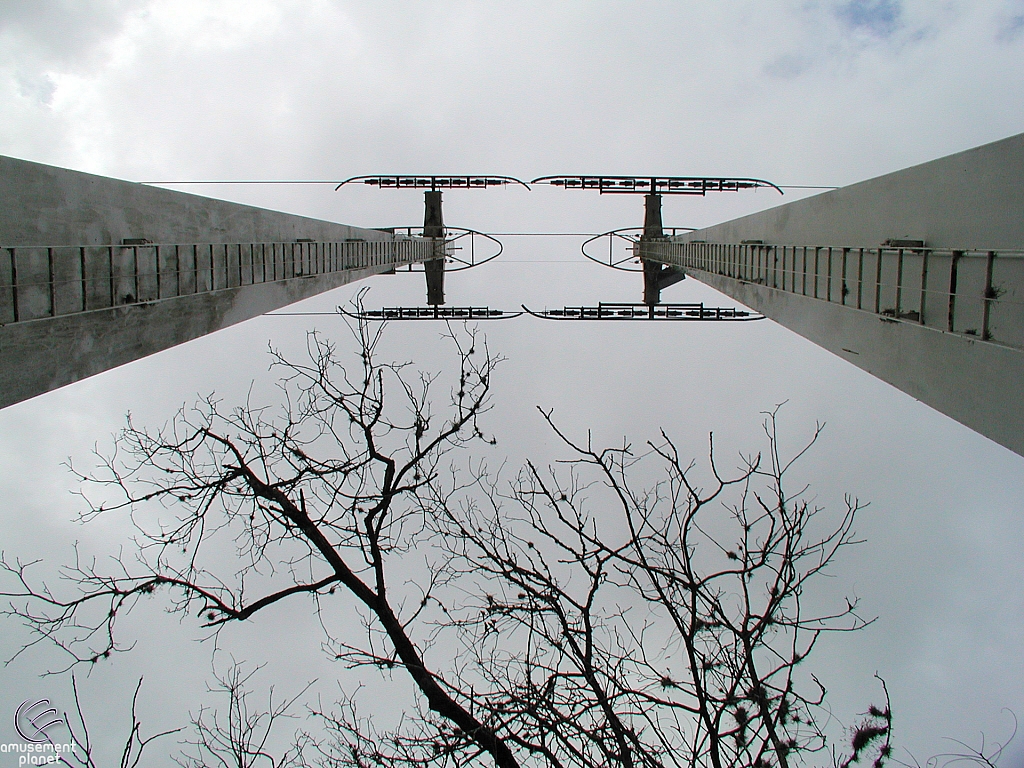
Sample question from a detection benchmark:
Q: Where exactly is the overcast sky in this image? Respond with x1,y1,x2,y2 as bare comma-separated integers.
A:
2,2,1024,765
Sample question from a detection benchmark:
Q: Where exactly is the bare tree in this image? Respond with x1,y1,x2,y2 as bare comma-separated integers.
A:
392,406,878,768
837,676,892,768
177,659,311,768
2,312,513,766
898,711,1018,768
2,312,889,768
31,676,179,768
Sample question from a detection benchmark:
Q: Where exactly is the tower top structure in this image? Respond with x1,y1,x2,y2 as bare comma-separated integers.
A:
530,175,782,195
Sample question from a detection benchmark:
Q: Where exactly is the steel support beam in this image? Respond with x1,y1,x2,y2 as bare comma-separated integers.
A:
422,190,445,306
639,193,684,305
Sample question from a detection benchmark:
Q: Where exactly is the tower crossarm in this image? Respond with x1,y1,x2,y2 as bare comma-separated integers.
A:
336,175,530,191
335,175,528,305
529,175,783,195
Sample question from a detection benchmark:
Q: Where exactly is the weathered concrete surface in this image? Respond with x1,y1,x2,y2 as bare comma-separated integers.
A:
0,155,388,246
1,155,430,408
0,265,395,409
690,270,1024,456
677,132,1024,251
665,132,1024,456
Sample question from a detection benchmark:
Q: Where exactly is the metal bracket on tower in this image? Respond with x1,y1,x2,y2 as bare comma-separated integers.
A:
336,175,528,305
422,188,446,305
532,175,782,304
639,193,680,306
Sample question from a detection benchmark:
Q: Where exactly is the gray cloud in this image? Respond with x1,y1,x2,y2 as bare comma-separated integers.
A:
836,0,903,36
0,0,145,69
763,53,815,79
996,12,1024,41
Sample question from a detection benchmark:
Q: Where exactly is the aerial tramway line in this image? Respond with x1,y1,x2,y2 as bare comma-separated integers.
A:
330,173,781,322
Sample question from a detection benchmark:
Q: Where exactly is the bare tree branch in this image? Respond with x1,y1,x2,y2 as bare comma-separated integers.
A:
1,306,897,768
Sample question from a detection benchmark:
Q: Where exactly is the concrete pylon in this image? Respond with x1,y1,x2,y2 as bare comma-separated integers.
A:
653,131,1024,457
0,155,434,408
423,190,445,306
